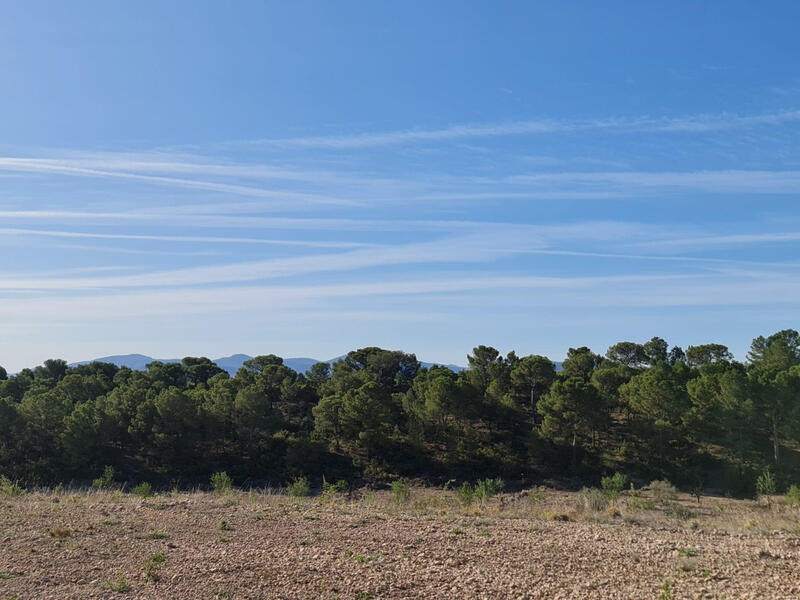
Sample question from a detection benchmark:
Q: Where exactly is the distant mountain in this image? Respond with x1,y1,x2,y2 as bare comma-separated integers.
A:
69,353,467,375
283,357,324,373
69,354,179,371
421,361,466,372
212,354,252,375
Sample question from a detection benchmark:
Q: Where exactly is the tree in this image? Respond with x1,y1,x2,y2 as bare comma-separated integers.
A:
313,394,345,450
0,369,33,401
341,382,393,442
318,382,395,457
344,347,420,393
34,359,68,382
146,361,188,389
233,384,280,448
466,345,504,396
132,387,201,464
16,390,73,477
685,362,756,472
620,366,689,464
199,375,239,443
685,344,733,368
509,355,557,415
0,365,7,381
61,399,104,469
749,364,800,465
306,362,331,389
668,346,686,365
181,357,225,386
746,330,800,465
538,376,605,465
643,337,669,366
591,363,635,410
561,347,601,379
0,397,23,475
239,354,284,377
605,342,647,368
747,329,800,369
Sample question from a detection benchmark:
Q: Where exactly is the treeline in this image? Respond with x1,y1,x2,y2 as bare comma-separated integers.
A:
1,331,799,493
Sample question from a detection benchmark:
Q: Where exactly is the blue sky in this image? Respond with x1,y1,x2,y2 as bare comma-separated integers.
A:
2,1,800,370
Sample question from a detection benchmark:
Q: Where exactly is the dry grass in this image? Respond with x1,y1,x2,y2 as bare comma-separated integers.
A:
0,485,798,598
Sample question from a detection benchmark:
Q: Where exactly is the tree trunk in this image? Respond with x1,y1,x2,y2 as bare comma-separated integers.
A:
772,411,780,465
571,429,578,467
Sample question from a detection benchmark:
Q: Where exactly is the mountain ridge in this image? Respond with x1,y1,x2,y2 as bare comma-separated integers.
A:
69,353,466,375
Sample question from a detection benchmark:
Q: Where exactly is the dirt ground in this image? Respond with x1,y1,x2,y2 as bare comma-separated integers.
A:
1,486,799,599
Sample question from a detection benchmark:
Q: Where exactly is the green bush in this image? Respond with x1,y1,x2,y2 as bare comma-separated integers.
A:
600,472,628,498
391,480,411,504
474,478,504,503
456,482,475,507
130,482,153,498
144,552,166,581
756,469,776,499
0,476,26,497
785,484,800,506
286,476,310,498
319,477,348,503
210,471,233,495
92,465,116,490
102,573,131,592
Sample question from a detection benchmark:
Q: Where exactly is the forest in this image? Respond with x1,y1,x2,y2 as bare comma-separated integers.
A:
1,330,799,495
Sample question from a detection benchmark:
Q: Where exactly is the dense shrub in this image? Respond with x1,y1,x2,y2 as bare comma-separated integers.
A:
756,469,776,500
0,475,25,497
474,478,504,503
319,477,348,503
210,471,233,495
391,480,411,504
457,482,475,507
92,465,116,490
131,482,153,498
785,484,800,506
600,472,628,498
286,476,311,498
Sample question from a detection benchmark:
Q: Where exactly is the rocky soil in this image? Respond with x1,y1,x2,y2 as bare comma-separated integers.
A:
1,488,799,599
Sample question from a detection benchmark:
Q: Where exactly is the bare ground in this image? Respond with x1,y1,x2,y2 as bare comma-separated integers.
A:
1,487,799,599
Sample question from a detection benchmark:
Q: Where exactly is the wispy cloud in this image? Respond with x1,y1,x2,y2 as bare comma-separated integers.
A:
0,158,360,207
642,231,800,248
0,273,697,320
238,109,800,149
1,269,798,325
0,221,660,291
0,227,375,249
0,210,651,237
503,169,800,194
0,152,404,186
0,231,548,291
517,249,800,267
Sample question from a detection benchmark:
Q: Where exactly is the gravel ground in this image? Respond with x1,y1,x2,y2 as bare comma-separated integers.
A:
1,488,799,599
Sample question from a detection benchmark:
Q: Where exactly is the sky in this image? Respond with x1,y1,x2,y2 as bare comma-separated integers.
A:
2,1,800,371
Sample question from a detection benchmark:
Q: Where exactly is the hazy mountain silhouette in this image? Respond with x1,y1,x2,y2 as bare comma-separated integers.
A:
70,353,467,375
